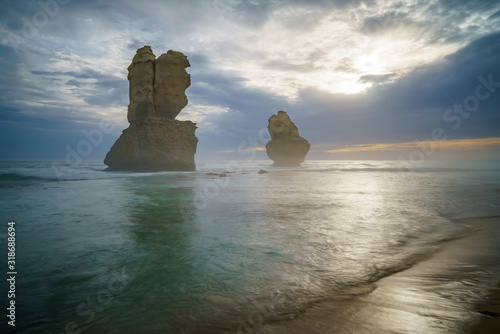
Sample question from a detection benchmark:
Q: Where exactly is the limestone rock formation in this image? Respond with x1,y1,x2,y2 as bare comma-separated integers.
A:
126,47,191,123
265,111,310,166
154,51,191,119
105,46,197,171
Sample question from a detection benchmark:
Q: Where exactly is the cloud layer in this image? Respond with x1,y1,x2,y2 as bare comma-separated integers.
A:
0,0,499,161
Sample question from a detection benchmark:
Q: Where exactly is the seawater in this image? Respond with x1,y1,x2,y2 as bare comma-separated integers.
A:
0,160,500,333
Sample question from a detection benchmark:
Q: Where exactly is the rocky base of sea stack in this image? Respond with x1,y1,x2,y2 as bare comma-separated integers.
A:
266,139,310,167
104,119,198,172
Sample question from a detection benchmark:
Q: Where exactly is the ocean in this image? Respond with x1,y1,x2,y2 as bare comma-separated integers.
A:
1,160,500,333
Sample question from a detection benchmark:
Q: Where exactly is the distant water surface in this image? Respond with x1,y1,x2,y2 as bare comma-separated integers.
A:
0,160,499,333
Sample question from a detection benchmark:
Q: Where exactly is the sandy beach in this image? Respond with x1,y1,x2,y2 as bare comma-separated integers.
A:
256,216,500,334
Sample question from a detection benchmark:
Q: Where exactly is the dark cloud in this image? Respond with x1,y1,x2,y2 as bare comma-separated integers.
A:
438,0,500,12
275,0,376,9
127,38,148,51
361,12,412,35
360,73,395,84
65,79,80,87
189,69,286,126
31,68,111,80
30,69,127,107
489,10,500,20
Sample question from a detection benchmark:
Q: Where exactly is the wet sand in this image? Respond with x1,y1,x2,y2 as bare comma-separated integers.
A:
255,216,500,334
471,283,500,333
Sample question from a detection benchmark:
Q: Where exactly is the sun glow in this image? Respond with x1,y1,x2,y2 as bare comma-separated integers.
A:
323,138,500,153
198,3,468,98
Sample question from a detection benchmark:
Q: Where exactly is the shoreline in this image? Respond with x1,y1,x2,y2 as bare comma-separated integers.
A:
255,216,500,334
471,282,500,333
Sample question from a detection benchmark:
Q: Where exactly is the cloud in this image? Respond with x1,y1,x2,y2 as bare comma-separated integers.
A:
323,137,500,154
360,11,413,35
30,68,127,107
489,9,500,20
359,73,395,84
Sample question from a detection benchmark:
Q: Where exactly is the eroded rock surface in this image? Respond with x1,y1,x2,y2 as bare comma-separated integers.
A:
154,50,191,120
126,46,156,124
105,46,197,171
265,111,310,166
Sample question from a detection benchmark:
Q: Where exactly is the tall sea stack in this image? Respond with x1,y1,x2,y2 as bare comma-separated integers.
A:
104,46,198,171
266,111,310,166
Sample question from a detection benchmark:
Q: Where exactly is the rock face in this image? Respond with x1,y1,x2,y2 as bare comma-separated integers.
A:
105,46,197,171
265,111,310,166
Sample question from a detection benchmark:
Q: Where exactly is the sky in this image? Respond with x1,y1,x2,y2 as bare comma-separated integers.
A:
1,0,500,162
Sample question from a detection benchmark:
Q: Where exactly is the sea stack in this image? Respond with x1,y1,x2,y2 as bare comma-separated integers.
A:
265,111,310,166
104,46,198,171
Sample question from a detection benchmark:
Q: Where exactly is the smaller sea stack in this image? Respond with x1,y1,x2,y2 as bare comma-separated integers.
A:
265,111,310,166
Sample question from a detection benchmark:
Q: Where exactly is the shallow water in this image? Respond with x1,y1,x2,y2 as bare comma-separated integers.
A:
0,160,499,333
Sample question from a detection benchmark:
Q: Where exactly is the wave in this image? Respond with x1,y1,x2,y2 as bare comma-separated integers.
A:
0,172,50,182
0,172,61,188
0,169,196,186
1,160,498,186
